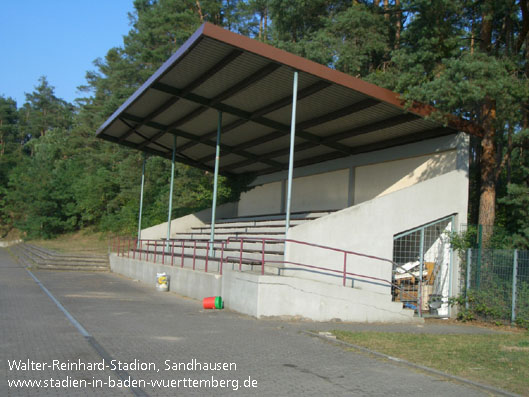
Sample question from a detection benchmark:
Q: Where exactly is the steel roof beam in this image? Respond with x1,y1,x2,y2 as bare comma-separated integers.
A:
223,141,316,171
254,127,453,175
168,108,423,173
212,98,381,163
142,61,280,151
177,80,331,153
170,61,281,129
119,117,172,152
225,113,421,170
321,113,419,143
99,132,221,174
120,113,285,170
118,96,180,143
175,119,247,153
152,81,355,155
118,49,243,144
209,98,381,167
297,98,379,130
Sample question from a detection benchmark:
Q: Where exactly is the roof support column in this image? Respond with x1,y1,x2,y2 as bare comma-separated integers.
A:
166,135,176,248
210,111,222,243
137,153,146,248
285,71,299,237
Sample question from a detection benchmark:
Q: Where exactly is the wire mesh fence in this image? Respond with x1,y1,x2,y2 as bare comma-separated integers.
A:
392,217,453,317
462,248,529,327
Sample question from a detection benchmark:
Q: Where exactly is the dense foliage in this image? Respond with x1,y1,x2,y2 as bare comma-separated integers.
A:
1,0,528,247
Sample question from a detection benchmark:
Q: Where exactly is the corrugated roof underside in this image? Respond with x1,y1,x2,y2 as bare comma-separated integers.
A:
97,32,455,176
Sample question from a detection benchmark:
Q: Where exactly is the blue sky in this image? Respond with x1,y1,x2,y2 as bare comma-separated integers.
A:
0,0,135,106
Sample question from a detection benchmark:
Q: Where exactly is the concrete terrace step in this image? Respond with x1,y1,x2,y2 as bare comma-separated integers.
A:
136,247,284,264
192,225,291,234
200,219,308,229
140,243,284,256
163,241,286,255
125,210,337,276
9,244,35,265
215,209,336,224
134,242,284,263
25,243,108,260
124,250,284,275
10,243,110,272
36,264,111,271
190,210,335,235
172,231,286,240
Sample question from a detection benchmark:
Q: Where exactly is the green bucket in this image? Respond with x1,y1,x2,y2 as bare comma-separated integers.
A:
214,296,224,309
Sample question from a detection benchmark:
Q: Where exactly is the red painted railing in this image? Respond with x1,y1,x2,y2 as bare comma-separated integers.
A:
114,238,226,275
226,236,395,287
111,236,415,301
112,236,394,285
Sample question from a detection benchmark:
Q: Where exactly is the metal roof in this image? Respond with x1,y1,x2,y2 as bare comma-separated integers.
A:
96,23,462,177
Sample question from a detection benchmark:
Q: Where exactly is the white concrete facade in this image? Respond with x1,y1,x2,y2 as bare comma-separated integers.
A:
284,171,467,292
135,132,469,321
236,133,467,216
110,255,420,323
141,201,238,240
281,133,469,308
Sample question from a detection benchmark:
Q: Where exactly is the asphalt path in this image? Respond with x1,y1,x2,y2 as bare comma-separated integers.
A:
0,247,504,396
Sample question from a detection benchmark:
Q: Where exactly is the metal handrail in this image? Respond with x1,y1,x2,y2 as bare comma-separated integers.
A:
114,237,226,275
224,255,394,286
111,236,416,302
226,236,394,281
224,236,417,302
226,236,395,265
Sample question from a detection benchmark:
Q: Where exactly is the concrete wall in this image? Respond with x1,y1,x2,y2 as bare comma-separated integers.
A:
110,255,222,301
254,273,416,322
238,181,282,216
284,169,469,294
0,240,22,247
142,134,467,240
291,169,349,212
354,150,456,204
236,134,465,217
110,255,418,323
141,201,238,240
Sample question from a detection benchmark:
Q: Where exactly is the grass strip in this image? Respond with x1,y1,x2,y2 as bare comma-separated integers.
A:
331,330,529,396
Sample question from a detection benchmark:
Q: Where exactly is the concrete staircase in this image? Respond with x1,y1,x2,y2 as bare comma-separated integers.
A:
10,243,110,271
137,210,335,274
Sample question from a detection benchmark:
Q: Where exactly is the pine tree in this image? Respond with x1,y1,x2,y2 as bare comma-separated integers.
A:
367,0,529,245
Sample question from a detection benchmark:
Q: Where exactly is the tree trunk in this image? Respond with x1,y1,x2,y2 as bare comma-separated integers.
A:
395,0,401,49
259,12,263,40
477,1,496,244
478,99,497,244
195,0,204,22
264,8,267,42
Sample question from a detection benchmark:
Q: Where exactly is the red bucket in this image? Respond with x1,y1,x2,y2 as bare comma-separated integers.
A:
202,296,223,309
203,296,216,309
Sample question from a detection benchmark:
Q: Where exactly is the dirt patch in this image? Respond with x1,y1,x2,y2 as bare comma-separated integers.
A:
425,317,524,333
501,345,529,352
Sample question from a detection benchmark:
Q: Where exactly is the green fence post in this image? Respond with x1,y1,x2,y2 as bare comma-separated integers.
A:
476,224,482,289
511,250,518,324
466,248,472,310
418,228,425,317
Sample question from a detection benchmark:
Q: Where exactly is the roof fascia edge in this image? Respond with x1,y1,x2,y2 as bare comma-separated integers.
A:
96,23,208,136
201,23,482,137
201,23,405,111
